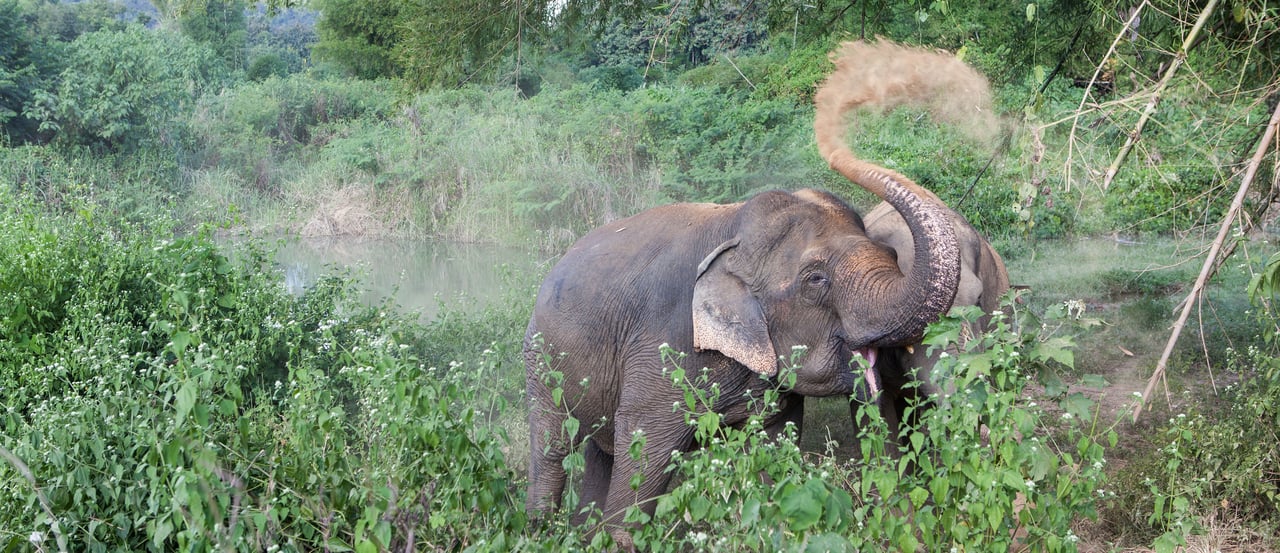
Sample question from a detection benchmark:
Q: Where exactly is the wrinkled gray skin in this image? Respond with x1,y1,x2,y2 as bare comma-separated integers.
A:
858,201,1010,449
524,187,961,545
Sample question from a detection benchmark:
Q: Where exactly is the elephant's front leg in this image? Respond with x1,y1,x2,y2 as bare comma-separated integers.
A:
761,393,805,441
601,405,695,549
572,439,614,525
526,402,572,517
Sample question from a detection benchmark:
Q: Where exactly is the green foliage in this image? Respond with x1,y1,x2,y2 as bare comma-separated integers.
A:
27,25,225,153
395,0,555,89
1097,268,1185,300
1109,352,1280,548
27,0,128,42
634,86,823,203
577,65,644,92
189,73,396,190
675,36,834,104
1102,249,1280,549
0,192,525,551
0,144,183,222
244,4,316,77
246,53,289,81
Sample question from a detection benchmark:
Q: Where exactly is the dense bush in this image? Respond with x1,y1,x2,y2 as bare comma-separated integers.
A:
0,194,525,551
190,73,397,190
0,0,60,143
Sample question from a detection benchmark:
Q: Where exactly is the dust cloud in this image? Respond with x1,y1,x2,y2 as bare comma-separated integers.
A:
814,40,999,193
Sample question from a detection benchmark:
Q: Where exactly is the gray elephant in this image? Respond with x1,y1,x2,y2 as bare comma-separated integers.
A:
523,156,963,543
859,200,1010,450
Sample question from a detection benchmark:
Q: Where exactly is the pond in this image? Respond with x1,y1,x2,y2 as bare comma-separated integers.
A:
265,236,541,319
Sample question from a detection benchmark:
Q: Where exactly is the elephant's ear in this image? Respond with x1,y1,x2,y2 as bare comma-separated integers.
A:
692,239,778,377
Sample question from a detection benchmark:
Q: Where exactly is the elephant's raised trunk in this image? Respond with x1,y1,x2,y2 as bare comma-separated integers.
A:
830,157,959,347
815,41,969,346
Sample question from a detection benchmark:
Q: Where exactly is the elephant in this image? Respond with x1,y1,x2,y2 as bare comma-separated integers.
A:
523,168,963,544
857,200,1010,452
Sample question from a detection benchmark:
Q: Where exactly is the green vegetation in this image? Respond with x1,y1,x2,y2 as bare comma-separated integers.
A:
3,0,1280,550
0,191,1119,551
0,194,531,550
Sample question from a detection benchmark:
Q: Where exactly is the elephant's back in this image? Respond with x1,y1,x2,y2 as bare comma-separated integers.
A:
536,203,738,317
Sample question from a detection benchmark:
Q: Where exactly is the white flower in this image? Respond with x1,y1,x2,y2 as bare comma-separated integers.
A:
1025,479,1036,490
28,532,42,544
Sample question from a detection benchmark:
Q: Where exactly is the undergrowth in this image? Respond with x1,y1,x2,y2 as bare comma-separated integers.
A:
4,190,1278,552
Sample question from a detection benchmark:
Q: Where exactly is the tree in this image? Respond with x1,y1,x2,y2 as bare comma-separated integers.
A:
0,0,54,143
26,25,224,152
178,0,249,69
311,0,405,80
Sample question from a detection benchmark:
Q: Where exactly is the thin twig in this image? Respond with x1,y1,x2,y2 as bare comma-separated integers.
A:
0,444,68,552
1134,92,1280,422
1102,0,1219,190
722,54,756,91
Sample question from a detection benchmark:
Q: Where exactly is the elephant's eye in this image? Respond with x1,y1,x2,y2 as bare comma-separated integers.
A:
804,271,829,288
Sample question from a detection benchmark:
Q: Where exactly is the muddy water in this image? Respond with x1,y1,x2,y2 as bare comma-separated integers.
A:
268,237,538,319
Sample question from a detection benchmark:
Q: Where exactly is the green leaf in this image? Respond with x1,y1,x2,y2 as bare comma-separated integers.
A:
908,486,929,508
1059,392,1095,422
1080,373,1109,388
805,533,851,552
1151,530,1186,553
152,518,172,549
1032,337,1075,367
1042,373,1067,397
170,331,191,355
779,481,822,531
175,380,197,426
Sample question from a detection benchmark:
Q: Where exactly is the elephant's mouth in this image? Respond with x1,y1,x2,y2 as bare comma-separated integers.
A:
853,346,880,397
837,338,880,398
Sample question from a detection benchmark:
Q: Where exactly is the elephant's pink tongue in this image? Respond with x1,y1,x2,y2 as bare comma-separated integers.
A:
858,347,880,396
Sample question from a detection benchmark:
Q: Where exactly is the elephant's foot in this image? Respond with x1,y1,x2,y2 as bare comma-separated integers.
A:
610,527,637,553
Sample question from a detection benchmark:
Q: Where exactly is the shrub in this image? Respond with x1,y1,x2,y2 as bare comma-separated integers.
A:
0,144,182,222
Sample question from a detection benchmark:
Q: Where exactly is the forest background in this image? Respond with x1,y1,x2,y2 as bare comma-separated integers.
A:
3,0,1280,551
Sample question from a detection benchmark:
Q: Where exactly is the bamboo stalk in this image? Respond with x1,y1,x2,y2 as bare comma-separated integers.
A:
1134,94,1280,422
1103,0,1218,191
1063,1,1147,192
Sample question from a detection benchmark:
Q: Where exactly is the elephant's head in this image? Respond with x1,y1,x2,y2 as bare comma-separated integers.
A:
692,188,960,399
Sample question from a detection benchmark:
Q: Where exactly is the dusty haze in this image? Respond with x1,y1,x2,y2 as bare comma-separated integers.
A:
814,40,999,179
